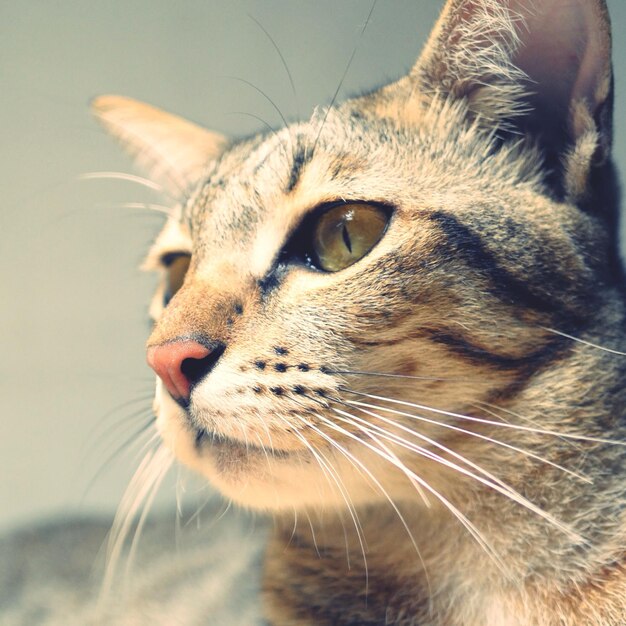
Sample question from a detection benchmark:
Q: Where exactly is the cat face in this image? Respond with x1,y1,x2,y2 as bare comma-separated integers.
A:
95,0,616,512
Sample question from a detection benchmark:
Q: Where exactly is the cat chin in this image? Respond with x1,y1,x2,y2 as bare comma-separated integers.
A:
153,386,388,512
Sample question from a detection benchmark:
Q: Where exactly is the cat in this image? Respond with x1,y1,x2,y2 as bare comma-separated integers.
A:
90,0,626,623
6,0,625,624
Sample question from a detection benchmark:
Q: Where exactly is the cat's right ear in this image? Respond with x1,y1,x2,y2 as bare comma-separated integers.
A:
91,95,227,196
368,0,613,204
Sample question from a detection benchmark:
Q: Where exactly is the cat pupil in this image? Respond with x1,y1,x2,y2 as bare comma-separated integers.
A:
342,224,352,253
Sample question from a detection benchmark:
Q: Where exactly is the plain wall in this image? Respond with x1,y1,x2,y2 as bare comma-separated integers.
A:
2,1,626,531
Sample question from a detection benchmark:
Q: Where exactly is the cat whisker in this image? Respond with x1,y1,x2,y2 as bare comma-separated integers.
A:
326,369,467,382
306,414,437,595
302,508,322,560
541,327,626,357
329,402,584,543
236,419,252,456
225,76,292,133
78,171,168,195
89,392,156,429
341,395,591,484
275,408,356,565
302,426,375,589
254,431,282,506
124,446,173,581
184,492,232,531
471,401,585,451
254,429,272,463
310,410,507,578
287,506,299,550
109,201,175,217
311,0,378,154
247,14,300,122
278,411,363,549
305,412,432,550
295,411,418,589
343,389,626,447
223,76,295,162
227,111,291,161
296,390,423,513
81,414,156,502
82,393,155,458
99,441,173,608
260,417,278,457
294,421,369,548
285,416,369,577
302,443,353,569
306,393,432,507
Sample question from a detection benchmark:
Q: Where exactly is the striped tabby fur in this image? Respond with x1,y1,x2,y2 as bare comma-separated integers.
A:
92,0,626,624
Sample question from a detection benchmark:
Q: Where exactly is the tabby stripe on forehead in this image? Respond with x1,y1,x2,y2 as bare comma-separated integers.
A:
425,211,579,322
285,141,314,194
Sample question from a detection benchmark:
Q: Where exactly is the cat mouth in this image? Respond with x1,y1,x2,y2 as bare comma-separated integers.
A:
193,428,293,460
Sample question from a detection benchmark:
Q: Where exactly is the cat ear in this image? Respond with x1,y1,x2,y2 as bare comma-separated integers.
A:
412,0,613,199
92,95,227,196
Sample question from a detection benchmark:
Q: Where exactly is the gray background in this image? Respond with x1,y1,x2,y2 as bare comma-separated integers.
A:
1,1,625,531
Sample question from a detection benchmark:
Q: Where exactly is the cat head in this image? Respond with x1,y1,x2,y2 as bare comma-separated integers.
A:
94,0,618,512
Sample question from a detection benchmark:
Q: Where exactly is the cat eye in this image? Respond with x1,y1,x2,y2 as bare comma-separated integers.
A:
311,203,389,272
162,252,191,306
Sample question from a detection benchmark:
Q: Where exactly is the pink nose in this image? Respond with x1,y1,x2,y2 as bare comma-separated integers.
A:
147,340,223,402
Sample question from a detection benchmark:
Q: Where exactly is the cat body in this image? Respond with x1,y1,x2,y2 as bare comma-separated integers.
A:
87,0,626,624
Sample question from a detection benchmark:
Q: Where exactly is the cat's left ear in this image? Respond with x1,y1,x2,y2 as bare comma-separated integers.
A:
92,95,227,196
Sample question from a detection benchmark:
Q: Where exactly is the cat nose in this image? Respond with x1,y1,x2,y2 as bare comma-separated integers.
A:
146,339,225,403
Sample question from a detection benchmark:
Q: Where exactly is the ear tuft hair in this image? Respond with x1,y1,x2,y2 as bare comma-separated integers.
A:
92,95,228,197
408,0,614,201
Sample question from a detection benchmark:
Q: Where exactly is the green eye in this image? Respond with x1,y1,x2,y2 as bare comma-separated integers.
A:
162,253,191,305
312,204,389,272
